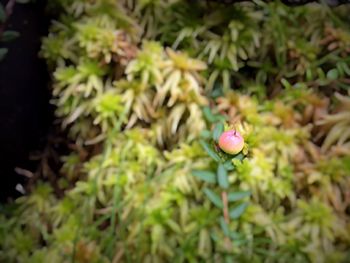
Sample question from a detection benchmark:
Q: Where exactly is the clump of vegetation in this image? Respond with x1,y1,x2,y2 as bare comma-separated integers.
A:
1,0,350,262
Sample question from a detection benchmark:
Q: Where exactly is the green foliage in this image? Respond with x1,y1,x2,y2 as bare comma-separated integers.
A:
1,0,350,262
0,0,34,61
0,48,8,60
1,30,19,42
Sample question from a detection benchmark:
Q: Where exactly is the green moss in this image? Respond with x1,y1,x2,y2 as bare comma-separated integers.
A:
1,0,350,262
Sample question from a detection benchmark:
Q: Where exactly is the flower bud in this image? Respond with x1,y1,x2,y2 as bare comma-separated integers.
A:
218,130,244,155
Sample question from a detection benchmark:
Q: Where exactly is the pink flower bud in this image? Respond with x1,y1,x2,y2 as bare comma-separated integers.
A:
218,130,244,155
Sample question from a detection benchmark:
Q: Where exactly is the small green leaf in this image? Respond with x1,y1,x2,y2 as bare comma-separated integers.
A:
228,191,251,202
203,188,223,208
340,62,350,76
192,170,216,184
200,130,211,139
211,85,223,98
212,122,224,142
210,232,219,242
202,106,226,123
233,238,249,246
225,255,234,263
1,31,20,42
0,4,6,23
327,69,339,80
223,159,235,171
317,68,326,80
229,202,248,219
203,106,216,123
219,217,230,236
336,62,345,77
217,163,229,189
216,114,227,122
0,48,8,61
229,231,245,241
232,152,245,161
281,78,292,89
199,140,220,162
338,82,350,91
306,68,313,81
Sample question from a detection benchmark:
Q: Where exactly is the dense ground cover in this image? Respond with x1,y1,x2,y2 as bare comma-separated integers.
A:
1,0,350,262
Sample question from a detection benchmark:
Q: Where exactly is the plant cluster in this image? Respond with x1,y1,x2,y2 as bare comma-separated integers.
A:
1,0,350,262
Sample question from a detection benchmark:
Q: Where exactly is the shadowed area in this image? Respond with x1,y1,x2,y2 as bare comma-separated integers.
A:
0,0,50,201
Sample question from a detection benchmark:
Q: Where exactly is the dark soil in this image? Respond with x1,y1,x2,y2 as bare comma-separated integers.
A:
0,0,51,201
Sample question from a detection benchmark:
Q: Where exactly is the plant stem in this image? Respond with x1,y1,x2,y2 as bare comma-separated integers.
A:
112,248,124,263
222,191,230,224
221,191,232,250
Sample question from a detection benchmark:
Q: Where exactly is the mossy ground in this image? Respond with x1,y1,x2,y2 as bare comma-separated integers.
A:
1,1,350,262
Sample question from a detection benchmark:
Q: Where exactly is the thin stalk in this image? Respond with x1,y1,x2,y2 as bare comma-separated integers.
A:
221,191,232,250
